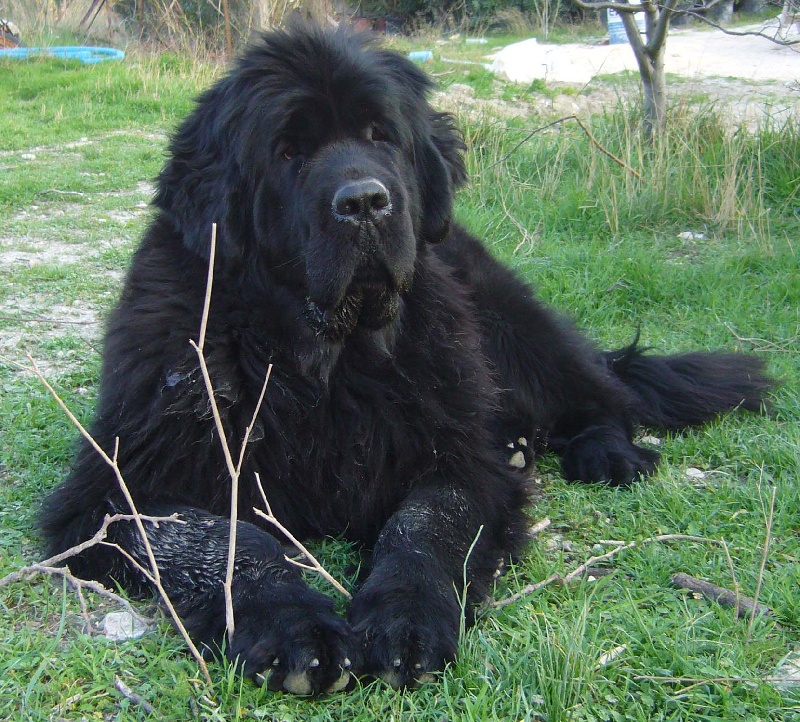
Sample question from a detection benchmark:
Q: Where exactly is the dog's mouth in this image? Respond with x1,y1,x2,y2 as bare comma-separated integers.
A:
304,281,402,342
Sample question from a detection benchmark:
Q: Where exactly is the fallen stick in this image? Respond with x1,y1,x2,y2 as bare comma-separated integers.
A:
671,573,772,619
115,677,158,717
492,533,717,608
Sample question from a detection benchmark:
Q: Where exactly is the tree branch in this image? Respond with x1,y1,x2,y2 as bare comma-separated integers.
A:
253,473,352,600
481,115,641,179
680,12,800,47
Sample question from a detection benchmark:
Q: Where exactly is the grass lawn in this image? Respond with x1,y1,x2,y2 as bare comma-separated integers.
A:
0,38,798,721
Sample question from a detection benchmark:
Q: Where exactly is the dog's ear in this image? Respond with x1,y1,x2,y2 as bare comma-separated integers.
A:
153,84,248,260
417,112,467,245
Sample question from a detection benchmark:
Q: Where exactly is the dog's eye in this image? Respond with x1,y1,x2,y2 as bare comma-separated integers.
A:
368,124,388,143
282,147,298,161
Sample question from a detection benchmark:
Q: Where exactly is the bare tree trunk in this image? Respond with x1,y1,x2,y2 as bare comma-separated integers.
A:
641,49,667,138
303,0,333,24
254,0,271,30
574,0,682,138
620,6,667,138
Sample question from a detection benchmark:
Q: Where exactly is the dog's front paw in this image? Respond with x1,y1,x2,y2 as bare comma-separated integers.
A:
228,585,354,695
561,424,660,486
348,556,460,689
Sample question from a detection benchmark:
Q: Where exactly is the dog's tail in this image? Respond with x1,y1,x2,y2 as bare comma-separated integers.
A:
603,335,773,430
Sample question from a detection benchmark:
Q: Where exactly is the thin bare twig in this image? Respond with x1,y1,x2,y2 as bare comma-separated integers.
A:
115,677,159,717
747,482,777,642
197,223,217,353
190,222,274,646
480,115,642,179
492,533,718,608
721,538,741,619
0,512,183,587
189,222,240,645
459,524,485,642
634,674,787,685
681,12,800,47
3,563,149,624
724,322,799,353
253,473,352,600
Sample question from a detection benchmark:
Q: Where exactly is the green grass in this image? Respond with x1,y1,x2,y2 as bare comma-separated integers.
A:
1,45,799,721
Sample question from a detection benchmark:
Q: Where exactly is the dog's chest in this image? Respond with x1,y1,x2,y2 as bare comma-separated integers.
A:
246,352,440,541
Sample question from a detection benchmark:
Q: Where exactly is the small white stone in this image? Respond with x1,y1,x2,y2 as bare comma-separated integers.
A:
772,650,800,690
596,645,627,668
685,467,706,479
102,611,148,641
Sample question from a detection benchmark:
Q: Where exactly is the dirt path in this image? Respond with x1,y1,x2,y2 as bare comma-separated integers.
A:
491,24,800,84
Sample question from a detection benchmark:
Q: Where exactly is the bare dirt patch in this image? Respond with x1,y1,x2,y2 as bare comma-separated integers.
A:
441,26,799,126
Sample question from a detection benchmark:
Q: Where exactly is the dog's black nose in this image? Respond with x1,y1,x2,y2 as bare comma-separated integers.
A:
332,179,391,223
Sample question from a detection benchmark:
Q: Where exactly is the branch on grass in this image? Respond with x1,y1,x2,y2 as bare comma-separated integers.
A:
481,115,641,180
2,563,150,625
253,473,352,600
115,677,159,718
492,533,720,608
724,323,800,354
634,674,789,686
671,573,772,618
6,354,214,689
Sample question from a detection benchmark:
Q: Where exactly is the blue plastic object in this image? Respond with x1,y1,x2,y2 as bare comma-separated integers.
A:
408,50,433,63
0,46,125,64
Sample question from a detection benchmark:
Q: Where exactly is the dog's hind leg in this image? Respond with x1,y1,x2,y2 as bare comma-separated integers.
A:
435,227,772,485
435,228,661,485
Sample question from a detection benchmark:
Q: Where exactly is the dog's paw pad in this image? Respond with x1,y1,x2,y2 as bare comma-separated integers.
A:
505,437,531,468
325,663,352,694
282,671,313,695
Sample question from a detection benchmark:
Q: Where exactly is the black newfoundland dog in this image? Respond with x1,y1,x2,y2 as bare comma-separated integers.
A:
42,23,771,694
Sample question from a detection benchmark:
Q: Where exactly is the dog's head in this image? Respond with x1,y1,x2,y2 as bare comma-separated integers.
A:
154,22,466,342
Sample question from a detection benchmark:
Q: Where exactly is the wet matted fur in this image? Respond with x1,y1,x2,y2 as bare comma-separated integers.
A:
41,23,772,693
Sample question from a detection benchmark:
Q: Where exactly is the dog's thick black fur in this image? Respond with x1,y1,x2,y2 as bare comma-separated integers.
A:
41,23,771,693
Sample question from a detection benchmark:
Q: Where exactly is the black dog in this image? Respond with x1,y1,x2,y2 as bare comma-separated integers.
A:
41,23,771,694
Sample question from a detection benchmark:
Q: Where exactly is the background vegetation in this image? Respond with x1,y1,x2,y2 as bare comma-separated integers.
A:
1,31,798,721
